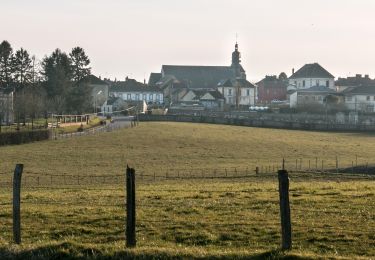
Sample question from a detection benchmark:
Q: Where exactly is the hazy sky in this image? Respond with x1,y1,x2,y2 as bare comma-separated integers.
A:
1,0,375,82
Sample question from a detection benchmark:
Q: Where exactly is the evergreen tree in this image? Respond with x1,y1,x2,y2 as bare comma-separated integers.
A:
68,47,92,113
12,48,33,89
70,47,91,82
42,48,72,99
0,40,14,89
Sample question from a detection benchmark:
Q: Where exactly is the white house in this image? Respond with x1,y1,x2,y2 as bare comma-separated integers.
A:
110,77,164,105
288,63,335,91
289,86,337,108
0,89,14,124
342,85,375,112
217,78,256,107
101,97,125,115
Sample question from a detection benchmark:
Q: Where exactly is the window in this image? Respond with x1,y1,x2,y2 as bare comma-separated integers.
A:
228,89,232,96
156,94,160,101
326,80,330,88
135,94,140,100
346,96,352,102
311,96,316,101
142,94,146,100
373,96,375,101
367,96,370,101
318,96,323,101
127,94,131,100
246,89,250,96
302,80,305,87
149,94,153,100
316,80,320,86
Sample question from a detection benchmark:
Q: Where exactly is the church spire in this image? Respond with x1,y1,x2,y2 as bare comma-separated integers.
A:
231,42,241,67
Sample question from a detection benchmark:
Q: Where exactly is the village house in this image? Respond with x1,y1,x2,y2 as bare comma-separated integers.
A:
256,75,288,104
100,97,125,115
110,77,164,105
0,89,14,124
336,74,375,92
288,63,335,91
178,89,225,110
84,75,110,113
342,85,375,113
149,42,254,108
217,78,256,108
289,86,338,108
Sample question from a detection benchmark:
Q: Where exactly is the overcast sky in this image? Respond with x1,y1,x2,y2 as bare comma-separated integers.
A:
1,0,375,82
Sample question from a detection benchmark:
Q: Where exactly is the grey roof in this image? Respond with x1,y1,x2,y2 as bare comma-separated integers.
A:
107,97,123,105
148,73,162,86
336,74,375,87
218,78,255,88
256,76,287,89
161,65,235,89
342,85,375,95
82,75,109,85
289,63,334,79
110,79,162,93
296,86,336,93
190,90,224,100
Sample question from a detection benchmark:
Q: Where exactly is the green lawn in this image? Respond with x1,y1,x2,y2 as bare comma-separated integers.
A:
0,122,374,259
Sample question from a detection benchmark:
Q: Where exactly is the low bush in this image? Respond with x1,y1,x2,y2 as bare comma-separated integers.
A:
0,129,50,146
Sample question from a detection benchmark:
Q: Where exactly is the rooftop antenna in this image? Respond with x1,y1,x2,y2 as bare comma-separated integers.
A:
236,33,238,44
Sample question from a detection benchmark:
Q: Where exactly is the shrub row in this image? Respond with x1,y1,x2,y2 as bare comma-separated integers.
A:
0,129,50,146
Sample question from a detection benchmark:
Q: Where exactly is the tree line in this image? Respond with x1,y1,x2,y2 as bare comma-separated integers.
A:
0,40,93,126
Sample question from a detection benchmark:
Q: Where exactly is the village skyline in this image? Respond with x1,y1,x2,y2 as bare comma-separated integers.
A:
1,0,375,82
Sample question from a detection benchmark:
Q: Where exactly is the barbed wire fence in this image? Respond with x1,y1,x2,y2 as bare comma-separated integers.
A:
0,161,374,251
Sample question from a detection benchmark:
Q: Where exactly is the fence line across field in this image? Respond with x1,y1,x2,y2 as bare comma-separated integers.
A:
0,166,374,190
1,163,373,252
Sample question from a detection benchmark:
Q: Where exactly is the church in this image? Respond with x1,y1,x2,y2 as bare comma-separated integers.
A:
148,43,256,109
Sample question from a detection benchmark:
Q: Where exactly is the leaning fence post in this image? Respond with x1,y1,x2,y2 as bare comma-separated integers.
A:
278,166,292,250
13,164,24,244
126,166,136,247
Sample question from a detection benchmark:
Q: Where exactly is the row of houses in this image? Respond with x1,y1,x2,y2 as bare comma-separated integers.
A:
2,43,375,124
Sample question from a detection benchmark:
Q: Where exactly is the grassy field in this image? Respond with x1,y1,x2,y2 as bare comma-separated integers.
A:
0,122,374,259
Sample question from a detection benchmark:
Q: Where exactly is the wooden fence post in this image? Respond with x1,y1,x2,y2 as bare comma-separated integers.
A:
278,168,292,250
126,166,136,247
13,164,24,244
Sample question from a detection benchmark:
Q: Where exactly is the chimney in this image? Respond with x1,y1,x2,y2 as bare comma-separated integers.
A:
365,74,369,79
126,76,129,81
292,68,295,75
356,74,361,78
144,79,146,84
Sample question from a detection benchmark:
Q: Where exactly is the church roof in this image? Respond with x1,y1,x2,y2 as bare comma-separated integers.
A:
161,65,235,89
289,63,334,79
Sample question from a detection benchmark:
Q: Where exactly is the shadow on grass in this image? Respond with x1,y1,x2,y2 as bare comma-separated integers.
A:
0,242,313,260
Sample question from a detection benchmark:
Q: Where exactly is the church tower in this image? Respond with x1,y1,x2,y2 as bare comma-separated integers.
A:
231,42,246,79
